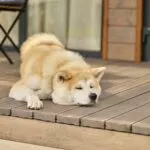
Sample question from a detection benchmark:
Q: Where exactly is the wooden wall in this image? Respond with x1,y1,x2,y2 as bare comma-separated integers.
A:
107,0,137,61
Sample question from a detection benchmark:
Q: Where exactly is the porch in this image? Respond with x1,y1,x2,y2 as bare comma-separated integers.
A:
0,52,150,140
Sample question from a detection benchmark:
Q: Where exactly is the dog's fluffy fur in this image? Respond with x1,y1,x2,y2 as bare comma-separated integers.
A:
9,33,106,109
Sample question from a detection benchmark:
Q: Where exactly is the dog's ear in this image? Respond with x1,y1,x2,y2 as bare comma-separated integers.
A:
56,71,72,83
92,67,106,82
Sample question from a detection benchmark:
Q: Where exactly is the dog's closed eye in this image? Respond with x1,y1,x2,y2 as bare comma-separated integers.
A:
75,86,83,90
90,85,94,89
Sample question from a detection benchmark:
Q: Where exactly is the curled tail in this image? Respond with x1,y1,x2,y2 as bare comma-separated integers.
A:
20,33,64,60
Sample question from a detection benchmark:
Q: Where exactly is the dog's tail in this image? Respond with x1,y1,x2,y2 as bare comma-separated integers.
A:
20,33,64,60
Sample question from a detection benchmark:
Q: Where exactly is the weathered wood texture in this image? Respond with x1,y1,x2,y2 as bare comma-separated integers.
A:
0,53,150,136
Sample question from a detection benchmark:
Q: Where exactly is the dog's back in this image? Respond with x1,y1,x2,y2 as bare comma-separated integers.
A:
20,33,64,61
20,33,65,77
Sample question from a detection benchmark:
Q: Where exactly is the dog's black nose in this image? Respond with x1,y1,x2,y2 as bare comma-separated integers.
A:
89,93,97,102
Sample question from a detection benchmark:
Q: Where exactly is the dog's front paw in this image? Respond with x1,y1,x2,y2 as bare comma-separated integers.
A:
26,94,43,110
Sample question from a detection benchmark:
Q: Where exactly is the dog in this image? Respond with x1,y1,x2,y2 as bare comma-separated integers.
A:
9,33,106,109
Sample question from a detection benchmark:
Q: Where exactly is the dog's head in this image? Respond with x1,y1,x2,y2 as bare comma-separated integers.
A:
52,67,106,106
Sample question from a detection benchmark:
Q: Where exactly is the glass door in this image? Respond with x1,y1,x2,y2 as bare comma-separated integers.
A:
27,0,103,57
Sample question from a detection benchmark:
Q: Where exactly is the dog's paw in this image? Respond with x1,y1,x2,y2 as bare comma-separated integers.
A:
26,94,43,110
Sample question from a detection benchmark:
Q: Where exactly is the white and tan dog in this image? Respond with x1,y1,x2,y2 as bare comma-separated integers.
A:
9,33,106,109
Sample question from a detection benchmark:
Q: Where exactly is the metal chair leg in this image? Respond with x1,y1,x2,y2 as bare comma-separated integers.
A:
0,25,19,53
0,10,24,64
0,11,23,46
0,46,13,64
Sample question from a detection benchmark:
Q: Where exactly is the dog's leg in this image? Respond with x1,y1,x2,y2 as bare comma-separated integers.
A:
22,74,51,100
9,80,43,109
35,65,57,100
35,76,52,100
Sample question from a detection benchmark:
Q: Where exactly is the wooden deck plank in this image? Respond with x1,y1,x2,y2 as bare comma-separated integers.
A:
104,65,140,73
0,97,12,104
33,101,77,122
81,92,150,128
106,67,150,77
103,67,150,84
11,101,77,121
106,102,150,132
0,99,25,116
56,83,150,126
101,74,150,99
90,61,140,73
101,69,150,89
57,106,98,125
11,105,33,119
85,59,139,69
132,117,150,135
0,87,11,99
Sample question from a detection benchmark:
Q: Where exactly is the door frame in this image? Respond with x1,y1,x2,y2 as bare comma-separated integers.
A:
102,0,108,60
135,0,143,63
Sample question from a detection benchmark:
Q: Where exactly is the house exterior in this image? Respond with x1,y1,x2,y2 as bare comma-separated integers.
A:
1,0,144,63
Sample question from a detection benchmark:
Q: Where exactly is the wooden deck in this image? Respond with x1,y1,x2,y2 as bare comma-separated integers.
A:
1,52,150,136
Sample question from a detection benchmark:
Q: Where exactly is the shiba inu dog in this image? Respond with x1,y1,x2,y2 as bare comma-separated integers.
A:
9,33,106,109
